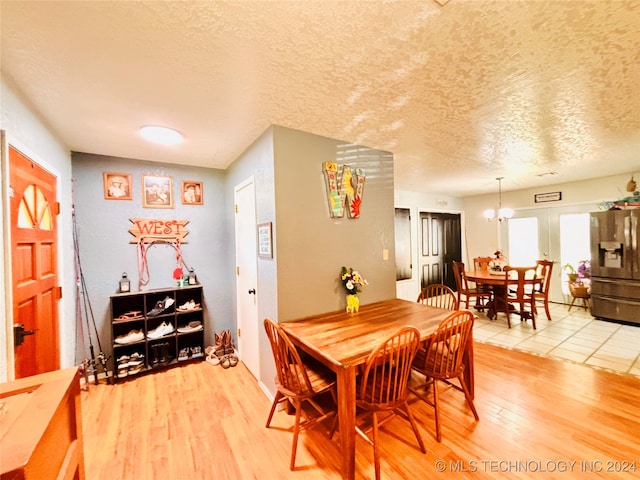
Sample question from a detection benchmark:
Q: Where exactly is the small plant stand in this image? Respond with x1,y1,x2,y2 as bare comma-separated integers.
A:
568,282,591,311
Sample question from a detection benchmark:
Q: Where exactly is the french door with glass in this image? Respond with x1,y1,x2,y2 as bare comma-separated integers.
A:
502,204,595,304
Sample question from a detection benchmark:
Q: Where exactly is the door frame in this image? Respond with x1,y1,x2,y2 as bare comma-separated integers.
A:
234,176,260,381
1,131,64,382
395,204,466,301
417,211,462,292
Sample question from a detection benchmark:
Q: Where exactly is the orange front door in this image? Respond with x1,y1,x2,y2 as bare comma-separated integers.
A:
9,145,60,378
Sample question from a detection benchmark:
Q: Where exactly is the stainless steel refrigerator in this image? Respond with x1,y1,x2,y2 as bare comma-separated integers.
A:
590,209,640,325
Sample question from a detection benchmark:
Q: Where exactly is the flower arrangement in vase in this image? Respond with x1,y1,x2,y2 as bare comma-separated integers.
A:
489,250,508,271
340,266,368,313
562,260,591,285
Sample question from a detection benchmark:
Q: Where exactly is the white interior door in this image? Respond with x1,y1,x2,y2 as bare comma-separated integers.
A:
234,178,260,380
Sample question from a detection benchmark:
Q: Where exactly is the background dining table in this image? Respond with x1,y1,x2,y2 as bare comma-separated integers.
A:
465,269,507,284
465,269,505,319
281,298,475,480
465,269,542,320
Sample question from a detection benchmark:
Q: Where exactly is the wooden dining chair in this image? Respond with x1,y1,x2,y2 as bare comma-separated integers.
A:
263,318,337,471
496,266,538,329
533,259,554,321
409,309,479,442
473,256,495,296
354,326,426,480
473,256,493,271
452,261,491,311
416,283,459,310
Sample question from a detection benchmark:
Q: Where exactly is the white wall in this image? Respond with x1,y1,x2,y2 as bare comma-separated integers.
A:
0,75,75,382
462,172,639,262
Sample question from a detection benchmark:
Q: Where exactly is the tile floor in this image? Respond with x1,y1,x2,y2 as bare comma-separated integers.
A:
472,301,640,379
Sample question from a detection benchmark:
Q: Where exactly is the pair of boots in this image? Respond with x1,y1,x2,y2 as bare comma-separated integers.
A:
151,342,171,367
214,330,234,357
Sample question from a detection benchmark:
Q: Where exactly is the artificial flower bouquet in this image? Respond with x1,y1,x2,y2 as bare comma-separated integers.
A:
340,266,368,295
489,250,508,271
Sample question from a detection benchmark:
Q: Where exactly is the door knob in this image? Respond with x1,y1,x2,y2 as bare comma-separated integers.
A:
248,288,256,295
13,323,36,347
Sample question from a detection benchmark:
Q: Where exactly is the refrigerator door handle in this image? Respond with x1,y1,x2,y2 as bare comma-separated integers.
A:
632,213,637,251
592,295,640,307
632,213,638,277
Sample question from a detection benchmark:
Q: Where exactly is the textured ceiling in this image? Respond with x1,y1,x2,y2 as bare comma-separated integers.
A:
1,0,639,196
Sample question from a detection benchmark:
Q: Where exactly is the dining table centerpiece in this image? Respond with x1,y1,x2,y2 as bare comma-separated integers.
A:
340,266,368,313
488,250,508,272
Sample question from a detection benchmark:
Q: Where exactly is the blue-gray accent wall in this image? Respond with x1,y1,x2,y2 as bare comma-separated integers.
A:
71,152,232,358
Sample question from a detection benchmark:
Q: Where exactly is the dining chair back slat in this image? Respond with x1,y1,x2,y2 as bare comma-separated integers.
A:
473,256,493,271
472,257,495,296
416,283,459,310
534,259,554,321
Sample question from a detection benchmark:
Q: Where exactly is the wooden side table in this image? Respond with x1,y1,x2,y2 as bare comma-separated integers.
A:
0,367,84,479
568,282,591,311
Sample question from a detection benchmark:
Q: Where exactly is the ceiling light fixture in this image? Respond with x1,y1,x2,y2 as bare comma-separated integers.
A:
483,177,514,222
139,125,184,145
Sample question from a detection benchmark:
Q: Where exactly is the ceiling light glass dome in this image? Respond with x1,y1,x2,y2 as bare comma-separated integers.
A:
139,125,184,145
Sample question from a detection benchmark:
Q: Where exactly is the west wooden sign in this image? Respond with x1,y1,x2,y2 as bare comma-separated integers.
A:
128,218,189,244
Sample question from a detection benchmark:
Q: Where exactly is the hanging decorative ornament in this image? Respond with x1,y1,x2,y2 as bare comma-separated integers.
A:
626,176,637,193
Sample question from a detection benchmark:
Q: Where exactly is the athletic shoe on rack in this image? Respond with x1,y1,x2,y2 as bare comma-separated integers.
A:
114,329,144,345
177,321,202,333
128,352,144,367
178,347,190,361
147,322,174,339
147,296,175,316
177,300,200,311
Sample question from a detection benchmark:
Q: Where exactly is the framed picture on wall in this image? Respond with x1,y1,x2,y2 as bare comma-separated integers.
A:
142,174,173,208
181,181,203,205
258,222,273,258
103,172,132,200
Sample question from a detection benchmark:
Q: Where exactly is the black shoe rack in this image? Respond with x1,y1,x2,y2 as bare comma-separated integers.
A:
110,285,204,382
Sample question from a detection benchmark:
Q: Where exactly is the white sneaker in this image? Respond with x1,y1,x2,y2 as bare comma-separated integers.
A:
128,352,144,367
115,329,144,344
147,322,174,339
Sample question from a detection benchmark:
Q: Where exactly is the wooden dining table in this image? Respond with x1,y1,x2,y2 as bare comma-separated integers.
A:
281,298,474,480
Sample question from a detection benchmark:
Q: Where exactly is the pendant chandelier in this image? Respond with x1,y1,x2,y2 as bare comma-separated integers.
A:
483,177,513,222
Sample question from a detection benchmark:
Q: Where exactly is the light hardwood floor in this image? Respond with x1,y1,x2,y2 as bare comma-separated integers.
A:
81,342,640,479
